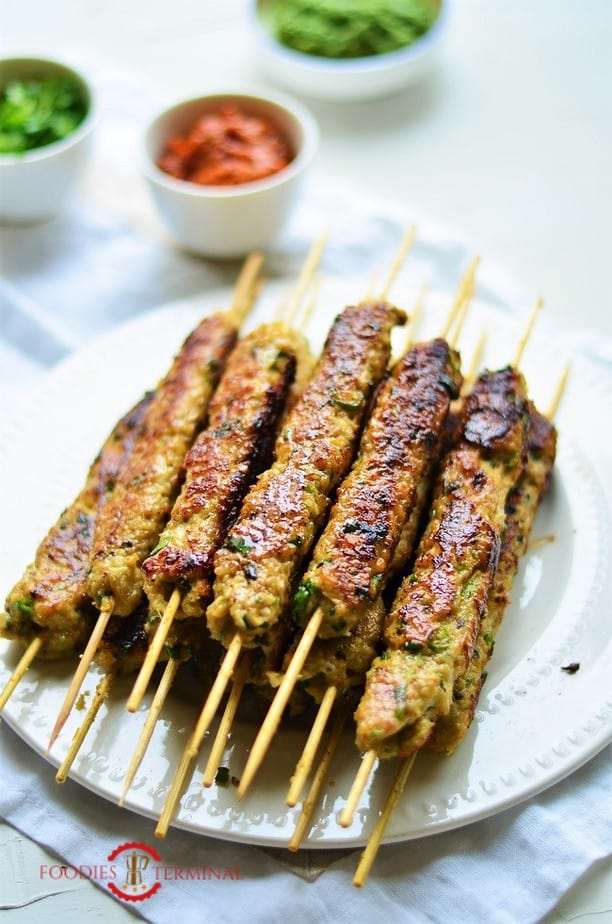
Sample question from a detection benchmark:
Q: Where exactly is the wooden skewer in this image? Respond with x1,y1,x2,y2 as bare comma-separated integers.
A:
284,270,480,821
547,362,570,420
227,251,265,325
448,267,477,349
285,233,329,328
143,274,321,792
49,253,266,755
0,636,42,712
440,257,480,339
154,634,243,833
125,255,266,715
155,736,196,838
48,599,114,750
352,754,417,887
297,274,320,331
236,608,324,799
379,227,416,300
288,705,349,851
119,657,180,805
286,685,337,807
403,285,426,347
188,634,243,759
340,301,489,828
202,651,252,787
55,672,114,783
338,332,484,831
513,296,544,368
463,330,488,392
338,749,377,828
284,283,429,807
126,589,181,713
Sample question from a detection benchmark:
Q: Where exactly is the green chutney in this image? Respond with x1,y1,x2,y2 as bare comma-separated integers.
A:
264,0,439,59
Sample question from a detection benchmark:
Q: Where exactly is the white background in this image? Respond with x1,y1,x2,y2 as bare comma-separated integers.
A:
1,1,611,921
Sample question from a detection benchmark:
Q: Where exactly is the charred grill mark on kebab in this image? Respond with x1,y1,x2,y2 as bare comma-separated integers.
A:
0,393,153,710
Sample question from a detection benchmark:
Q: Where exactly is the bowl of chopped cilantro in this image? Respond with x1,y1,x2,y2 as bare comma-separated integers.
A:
0,57,95,223
251,0,449,100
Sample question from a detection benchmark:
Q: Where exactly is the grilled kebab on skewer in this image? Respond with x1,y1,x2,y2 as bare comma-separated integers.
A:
0,392,153,679
48,267,259,749
207,300,406,649
355,366,530,759
142,322,309,625
351,382,558,887
427,403,557,754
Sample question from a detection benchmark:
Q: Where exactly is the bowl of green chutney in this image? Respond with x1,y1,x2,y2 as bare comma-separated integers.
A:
0,57,95,223
251,0,449,100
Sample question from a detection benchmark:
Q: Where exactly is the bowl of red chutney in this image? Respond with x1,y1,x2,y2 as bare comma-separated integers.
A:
143,89,318,258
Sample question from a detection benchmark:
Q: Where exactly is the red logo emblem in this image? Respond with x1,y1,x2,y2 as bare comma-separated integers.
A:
107,842,162,902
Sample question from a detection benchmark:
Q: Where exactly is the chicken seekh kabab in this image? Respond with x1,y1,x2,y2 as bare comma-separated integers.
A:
427,402,557,755
0,392,153,709
354,366,530,758
351,379,560,887
47,254,263,748
126,322,308,703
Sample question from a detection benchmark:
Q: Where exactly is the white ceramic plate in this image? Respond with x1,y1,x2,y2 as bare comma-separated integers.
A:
1,279,611,848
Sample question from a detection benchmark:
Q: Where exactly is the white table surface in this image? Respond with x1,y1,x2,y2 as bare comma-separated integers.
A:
1,1,611,921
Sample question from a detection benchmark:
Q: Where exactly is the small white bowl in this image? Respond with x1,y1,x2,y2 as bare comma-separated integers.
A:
0,57,95,224
143,89,318,259
250,0,450,101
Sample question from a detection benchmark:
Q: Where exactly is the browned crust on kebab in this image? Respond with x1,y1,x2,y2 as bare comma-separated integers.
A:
142,324,303,622
354,368,529,756
427,405,557,754
87,314,238,617
1,394,153,659
295,339,463,637
208,302,406,648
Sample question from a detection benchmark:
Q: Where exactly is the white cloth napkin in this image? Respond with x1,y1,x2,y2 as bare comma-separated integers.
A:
1,56,611,924
0,725,610,924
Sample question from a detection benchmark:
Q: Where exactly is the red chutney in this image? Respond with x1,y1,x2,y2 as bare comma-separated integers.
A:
157,105,294,186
